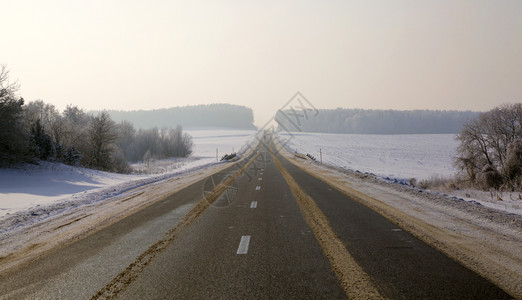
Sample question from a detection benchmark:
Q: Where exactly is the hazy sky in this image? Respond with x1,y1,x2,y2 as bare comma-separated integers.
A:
2,0,521,125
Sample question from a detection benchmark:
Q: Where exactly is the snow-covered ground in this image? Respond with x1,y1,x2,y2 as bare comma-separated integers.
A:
0,129,256,218
186,129,257,162
131,129,256,174
279,132,458,181
0,162,145,218
278,132,522,215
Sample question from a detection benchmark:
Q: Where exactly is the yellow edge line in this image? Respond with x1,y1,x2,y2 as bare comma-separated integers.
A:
270,149,384,299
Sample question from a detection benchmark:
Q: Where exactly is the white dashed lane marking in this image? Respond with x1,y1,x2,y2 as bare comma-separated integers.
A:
250,201,257,208
258,178,262,181
236,235,251,254
255,186,261,191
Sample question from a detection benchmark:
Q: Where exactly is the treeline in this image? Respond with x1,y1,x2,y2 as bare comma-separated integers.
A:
0,66,193,172
275,108,480,134
99,103,257,129
116,122,193,163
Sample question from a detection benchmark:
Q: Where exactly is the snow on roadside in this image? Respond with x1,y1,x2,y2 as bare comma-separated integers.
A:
446,188,522,216
275,135,522,297
0,129,256,221
278,132,522,216
0,162,145,218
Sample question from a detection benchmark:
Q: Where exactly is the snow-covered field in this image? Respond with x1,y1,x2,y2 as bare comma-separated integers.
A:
278,132,522,215
279,132,458,181
0,129,256,218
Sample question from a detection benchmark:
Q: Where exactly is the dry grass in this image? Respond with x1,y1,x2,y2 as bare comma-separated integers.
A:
416,175,460,191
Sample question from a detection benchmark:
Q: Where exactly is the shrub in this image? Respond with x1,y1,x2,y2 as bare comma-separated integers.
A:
504,139,522,188
64,146,82,166
409,178,417,187
417,175,458,191
478,165,503,190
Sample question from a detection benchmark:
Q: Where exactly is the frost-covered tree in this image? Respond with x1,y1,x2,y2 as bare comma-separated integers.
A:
172,125,193,157
115,124,193,163
504,139,522,189
162,125,193,158
62,104,90,158
115,121,136,161
86,112,118,171
455,103,522,190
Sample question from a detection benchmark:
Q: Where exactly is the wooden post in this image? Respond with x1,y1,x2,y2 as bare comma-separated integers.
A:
216,148,218,161
320,148,322,163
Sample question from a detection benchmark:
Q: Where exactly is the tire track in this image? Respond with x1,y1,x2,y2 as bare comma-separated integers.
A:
53,214,92,231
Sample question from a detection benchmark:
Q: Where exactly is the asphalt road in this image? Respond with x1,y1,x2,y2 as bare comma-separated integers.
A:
0,140,512,299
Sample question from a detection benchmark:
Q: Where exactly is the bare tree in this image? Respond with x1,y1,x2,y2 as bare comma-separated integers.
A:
115,121,136,160
62,105,90,156
115,124,194,163
0,65,19,95
86,112,117,170
170,125,193,157
455,103,522,190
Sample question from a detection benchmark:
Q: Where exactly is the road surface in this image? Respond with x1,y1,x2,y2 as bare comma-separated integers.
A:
0,138,512,299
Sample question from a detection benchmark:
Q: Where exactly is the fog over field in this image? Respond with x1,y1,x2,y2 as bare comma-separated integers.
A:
275,108,479,134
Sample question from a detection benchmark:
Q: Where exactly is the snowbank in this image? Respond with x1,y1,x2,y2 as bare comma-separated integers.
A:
0,163,145,218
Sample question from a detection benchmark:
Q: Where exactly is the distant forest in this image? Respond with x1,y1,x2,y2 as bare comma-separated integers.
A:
275,108,480,134
98,104,256,130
